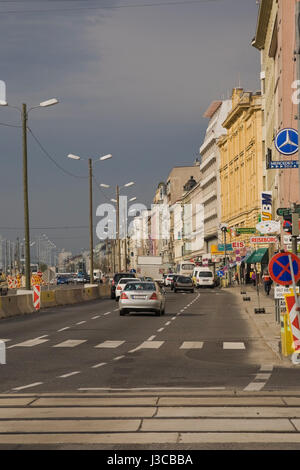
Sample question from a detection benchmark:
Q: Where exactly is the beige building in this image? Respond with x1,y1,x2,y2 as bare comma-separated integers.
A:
218,88,264,243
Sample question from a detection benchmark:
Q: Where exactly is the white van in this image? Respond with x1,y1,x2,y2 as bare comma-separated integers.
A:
193,267,215,288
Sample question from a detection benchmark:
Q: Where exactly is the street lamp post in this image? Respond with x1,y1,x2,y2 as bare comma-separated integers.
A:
110,182,135,272
0,98,59,290
67,153,112,284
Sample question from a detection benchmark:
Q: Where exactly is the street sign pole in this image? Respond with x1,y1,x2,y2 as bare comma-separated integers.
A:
297,1,300,200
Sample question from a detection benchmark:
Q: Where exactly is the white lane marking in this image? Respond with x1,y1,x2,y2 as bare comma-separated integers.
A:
53,339,87,348
91,315,100,319
243,382,266,392
129,341,164,353
59,371,81,378
78,386,226,391
57,327,70,332
223,342,245,350
113,355,125,361
76,321,86,325
165,321,171,326
9,336,49,348
91,362,107,368
104,312,110,316
157,328,164,332
95,340,125,348
260,364,274,372
180,341,204,349
254,373,272,381
171,317,176,320
114,308,119,311
0,339,10,343
147,335,156,341
12,382,43,391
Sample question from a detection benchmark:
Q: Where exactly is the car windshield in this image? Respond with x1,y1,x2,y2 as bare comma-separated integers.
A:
178,277,192,283
124,282,156,291
198,272,213,277
119,278,135,284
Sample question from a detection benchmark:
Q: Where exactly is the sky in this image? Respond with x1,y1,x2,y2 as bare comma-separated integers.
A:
0,0,260,254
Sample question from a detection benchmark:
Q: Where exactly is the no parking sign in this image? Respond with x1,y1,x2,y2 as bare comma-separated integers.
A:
268,252,300,286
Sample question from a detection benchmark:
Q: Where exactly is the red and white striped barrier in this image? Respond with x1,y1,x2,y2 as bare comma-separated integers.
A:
33,285,41,311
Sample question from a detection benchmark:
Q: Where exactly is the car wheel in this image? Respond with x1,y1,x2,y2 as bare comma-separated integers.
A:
190,289,194,293
120,309,126,316
155,310,161,316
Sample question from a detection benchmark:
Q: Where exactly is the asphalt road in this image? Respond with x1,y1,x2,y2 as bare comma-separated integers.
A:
2,287,300,450
0,286,292,393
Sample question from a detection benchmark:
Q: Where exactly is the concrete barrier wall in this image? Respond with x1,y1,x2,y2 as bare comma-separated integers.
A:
0,282,111,319
0,293,35,319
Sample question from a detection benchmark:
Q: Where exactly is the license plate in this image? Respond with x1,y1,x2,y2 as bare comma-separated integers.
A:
132,295,146,299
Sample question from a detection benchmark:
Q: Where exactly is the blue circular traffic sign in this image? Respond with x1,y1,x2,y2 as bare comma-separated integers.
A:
275,128,298,156
268,252,300,286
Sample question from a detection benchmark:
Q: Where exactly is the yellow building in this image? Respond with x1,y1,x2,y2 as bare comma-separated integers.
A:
218,88,263,243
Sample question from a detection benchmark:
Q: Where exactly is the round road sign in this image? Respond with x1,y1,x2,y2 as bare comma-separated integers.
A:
268,252,300,286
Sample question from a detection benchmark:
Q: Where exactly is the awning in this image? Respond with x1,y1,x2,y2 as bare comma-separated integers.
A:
246,248,269,264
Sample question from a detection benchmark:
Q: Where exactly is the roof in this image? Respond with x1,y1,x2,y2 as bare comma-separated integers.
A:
203,101,222,119
252,0,273,50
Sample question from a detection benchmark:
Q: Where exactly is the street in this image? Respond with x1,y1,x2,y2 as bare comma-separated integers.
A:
0,287,281,393
2,287,300,449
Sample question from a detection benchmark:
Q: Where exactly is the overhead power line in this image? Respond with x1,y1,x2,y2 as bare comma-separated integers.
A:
0,0,219,14
27,126,89,180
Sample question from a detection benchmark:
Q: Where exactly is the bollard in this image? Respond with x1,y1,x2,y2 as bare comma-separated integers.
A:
0,340,6,365
254,308,266,314
240,291,246,295
243,296,251,301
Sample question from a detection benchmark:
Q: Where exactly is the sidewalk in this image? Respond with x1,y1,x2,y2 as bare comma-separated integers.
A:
224,282,291,366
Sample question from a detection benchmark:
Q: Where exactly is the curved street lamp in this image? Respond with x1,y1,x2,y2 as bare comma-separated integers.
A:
67,153,112,284
0,98,59,290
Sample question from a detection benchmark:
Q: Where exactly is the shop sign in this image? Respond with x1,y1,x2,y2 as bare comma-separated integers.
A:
250,236,277,244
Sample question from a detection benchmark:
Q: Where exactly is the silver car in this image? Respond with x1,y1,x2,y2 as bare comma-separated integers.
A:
119,281,166,316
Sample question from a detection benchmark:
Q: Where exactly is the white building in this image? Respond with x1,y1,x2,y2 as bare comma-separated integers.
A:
199,99,232,254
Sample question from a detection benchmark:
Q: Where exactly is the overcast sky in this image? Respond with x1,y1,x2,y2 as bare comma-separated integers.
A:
0,0,260,253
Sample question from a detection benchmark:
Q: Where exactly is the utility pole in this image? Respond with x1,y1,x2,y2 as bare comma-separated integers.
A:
22,104,31,290
116,185,121,271
89,158,94,284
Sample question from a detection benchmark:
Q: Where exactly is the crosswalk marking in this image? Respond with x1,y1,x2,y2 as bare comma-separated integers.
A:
223,342,245,350
76,321,86,325
129,341,164,353
180,341,204,349
53,340,87,348
10,336,49,348
95,340,125,349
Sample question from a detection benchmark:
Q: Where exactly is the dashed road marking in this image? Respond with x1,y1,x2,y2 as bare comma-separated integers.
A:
53,340,87,348
59,371,81,378
12,382,43,391
95,340,125,349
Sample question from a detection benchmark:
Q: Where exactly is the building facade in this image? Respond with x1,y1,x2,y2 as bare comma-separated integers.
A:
199,99,232,254
218,88,263,242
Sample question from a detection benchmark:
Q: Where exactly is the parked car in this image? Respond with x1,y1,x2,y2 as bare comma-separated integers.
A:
173,275,194,293
110,272,136,299
115,277,141,301
119,281,166,316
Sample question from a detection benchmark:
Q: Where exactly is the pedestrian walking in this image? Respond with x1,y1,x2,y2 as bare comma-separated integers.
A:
251,271,256,286
262,271,273,296
234,271,239,285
